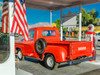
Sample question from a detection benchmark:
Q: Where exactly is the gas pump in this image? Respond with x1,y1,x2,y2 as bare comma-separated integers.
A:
86,24,96,57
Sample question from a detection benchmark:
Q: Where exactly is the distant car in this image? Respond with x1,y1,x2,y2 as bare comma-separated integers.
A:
95,33,100,41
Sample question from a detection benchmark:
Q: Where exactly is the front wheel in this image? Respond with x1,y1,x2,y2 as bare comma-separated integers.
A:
17,50,23,60
44,54,56,70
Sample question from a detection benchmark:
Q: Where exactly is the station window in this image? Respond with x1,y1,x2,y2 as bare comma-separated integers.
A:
0,0,10,63
42,30,56,36
0,32,10,63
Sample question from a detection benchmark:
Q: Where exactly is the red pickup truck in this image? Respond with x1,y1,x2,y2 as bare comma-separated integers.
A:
15,27,96,70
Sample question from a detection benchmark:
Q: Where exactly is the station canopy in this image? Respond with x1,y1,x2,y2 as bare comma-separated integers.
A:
26,0,100,11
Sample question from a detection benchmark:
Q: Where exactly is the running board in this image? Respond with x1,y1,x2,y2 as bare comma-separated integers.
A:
67,56,96,65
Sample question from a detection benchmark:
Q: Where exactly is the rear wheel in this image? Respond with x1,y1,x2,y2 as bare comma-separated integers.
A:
44,54,56,70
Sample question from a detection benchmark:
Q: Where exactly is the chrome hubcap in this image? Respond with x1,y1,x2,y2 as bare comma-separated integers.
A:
47,57,54,67
18,51,22,59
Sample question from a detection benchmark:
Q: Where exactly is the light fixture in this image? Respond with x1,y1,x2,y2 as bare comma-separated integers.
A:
49,1,53,4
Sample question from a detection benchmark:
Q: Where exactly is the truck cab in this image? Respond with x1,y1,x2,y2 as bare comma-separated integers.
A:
29,27,60,42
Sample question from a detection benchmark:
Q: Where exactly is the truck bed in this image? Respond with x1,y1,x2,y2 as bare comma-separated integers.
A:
48,41,92,60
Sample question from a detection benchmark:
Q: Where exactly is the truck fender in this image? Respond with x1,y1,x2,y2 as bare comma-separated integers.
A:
15,45,24,55
43,46,68,62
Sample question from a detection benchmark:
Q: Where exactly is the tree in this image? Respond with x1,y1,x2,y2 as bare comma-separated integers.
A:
77,8,99,26
0,27,1,32
90,9,98,20
63,28,68,31
54,19,68,31
54,19,61,31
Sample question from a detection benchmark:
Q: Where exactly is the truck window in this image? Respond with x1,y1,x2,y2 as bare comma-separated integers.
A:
42,30,56,36
29,30,35,38
0,33,10,63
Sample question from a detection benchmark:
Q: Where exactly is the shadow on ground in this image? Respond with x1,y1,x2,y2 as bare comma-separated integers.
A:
25,57,39,63
79,69,100,75
24,57,47,68
24,56,81,69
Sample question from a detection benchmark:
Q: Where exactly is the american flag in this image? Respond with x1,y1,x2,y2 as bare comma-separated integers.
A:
11,0,29,41
1,0,9,33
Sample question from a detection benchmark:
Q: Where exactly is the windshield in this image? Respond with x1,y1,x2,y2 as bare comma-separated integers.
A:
29,30,35,38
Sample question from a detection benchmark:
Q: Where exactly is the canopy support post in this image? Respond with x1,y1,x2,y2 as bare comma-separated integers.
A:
50,10,52,26
60,9,63,41
9,0,15,75
79,4,82,41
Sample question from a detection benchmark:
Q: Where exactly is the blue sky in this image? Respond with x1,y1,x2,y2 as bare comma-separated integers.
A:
27,3,100,25
0,0,100,26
